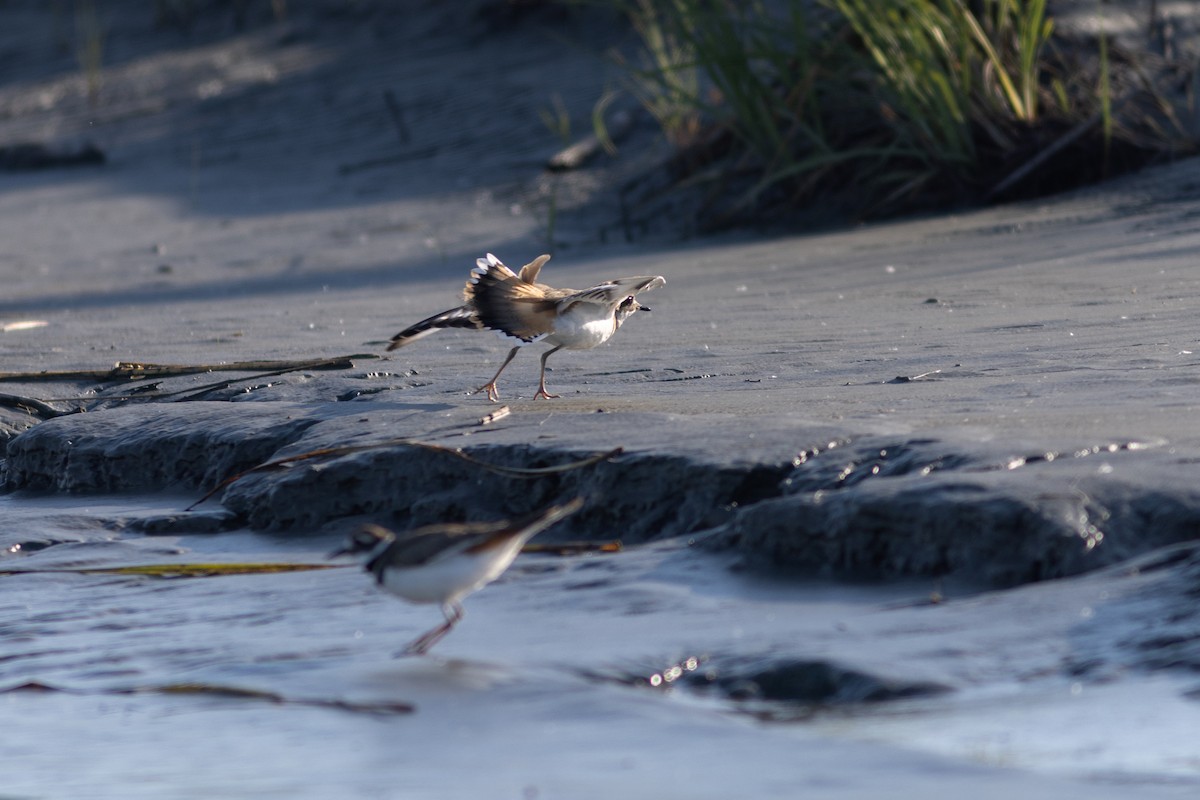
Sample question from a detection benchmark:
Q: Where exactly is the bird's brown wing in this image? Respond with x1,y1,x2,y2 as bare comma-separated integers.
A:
467,255,573,343
365,499,584,580
366,520,510,580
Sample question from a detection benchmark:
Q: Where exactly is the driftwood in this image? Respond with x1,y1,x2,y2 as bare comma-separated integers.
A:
0,393,76,419
148,355,379,402
0,354,381,417
547,109,635,172
0,354,378,383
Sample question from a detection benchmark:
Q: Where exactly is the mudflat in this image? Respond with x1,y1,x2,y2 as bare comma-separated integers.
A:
1,3,1199,797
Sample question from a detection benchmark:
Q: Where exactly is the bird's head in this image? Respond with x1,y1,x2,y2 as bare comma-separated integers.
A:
327,524,394,560
615,295,648,326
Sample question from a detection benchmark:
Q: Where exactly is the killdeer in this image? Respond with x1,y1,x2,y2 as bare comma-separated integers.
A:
387,253,665,400
328,498,584,656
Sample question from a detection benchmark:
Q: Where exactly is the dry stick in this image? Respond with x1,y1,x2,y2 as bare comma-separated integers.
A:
0,355,380,407
548,109,635,171
986,92,1134,200
184,442,624,511
985,112,1102,199
0,355,378,384
0,367,147,383
154,359,370,402
0,392,74,419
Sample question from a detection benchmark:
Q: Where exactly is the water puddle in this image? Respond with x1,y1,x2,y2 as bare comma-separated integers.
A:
1,493,1197,797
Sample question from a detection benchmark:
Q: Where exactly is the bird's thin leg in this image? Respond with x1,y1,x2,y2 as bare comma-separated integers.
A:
471,347,520,402
534,346,564,400
398,602,465,657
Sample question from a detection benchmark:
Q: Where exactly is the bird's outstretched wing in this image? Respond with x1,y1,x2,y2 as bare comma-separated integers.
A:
557,276,665,311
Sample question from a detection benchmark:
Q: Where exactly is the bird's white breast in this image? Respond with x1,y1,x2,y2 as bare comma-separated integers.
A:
546,305,618,350
379,539,525,605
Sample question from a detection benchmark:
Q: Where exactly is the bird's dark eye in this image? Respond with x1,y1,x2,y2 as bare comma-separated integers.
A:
619,296,635,309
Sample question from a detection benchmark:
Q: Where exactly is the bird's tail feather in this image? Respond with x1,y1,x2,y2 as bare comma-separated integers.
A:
387,305,479,351
499,497,586,547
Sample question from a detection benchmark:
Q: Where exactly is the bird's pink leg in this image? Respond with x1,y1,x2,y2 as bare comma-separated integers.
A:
399,602,465,657
471,346,520,402
533,346,563,400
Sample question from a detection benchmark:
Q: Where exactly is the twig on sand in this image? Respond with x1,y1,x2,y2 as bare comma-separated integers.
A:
547,109,635,171
0,392,76,419
0,354,380,407
151,355,377,402
0,355,378,384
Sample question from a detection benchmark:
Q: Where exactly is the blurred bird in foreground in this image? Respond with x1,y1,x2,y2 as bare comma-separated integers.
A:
329,498,584,656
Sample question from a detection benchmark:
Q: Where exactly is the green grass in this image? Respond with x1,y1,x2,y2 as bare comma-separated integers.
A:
538,93,574,252
612,0,1191,227
75,0,105,107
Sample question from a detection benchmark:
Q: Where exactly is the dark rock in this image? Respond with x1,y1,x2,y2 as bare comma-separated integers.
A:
586,653,950,718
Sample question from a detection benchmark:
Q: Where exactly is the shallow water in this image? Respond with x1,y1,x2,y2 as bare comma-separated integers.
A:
3,493,1198,799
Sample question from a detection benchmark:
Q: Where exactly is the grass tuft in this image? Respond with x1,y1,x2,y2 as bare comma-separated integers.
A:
611,0,1197,229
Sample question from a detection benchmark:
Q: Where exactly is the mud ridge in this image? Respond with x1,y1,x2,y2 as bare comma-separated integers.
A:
715,436,1200,586
3,404,319,494
4,404,1200,588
